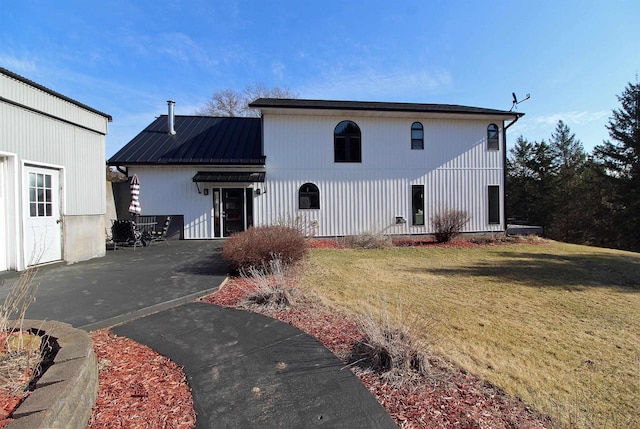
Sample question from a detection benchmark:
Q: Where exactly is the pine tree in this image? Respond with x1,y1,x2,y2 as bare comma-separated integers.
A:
547,121,587,242
593,80,640,250
506,137,555,229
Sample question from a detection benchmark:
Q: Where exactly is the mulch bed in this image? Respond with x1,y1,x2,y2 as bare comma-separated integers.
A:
87,330,196,429
5,237,549,427
202,276,552,428
308,236,545,250
0,331,45,428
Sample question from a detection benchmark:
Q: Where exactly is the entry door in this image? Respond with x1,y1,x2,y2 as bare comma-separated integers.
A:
0,158,6,271
222,188,245,237
23,166,62,266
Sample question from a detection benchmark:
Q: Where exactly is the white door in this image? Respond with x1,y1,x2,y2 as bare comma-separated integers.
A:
0,158,6,271
23,166,62,266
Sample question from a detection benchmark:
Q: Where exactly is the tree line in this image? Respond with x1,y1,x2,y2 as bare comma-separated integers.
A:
507,80,640,252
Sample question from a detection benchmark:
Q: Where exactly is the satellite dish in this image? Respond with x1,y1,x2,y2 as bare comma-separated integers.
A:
512,92,518,104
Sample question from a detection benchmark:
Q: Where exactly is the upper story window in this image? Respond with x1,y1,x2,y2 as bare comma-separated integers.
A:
299,183,320,209
487,123,500,150
334,120,361,162
411,122,424,150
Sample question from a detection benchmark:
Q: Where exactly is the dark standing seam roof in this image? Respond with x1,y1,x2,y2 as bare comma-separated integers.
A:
108,116,264,165
249,98,525,117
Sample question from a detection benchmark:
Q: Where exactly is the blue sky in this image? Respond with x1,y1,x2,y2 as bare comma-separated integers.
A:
1,1,638,158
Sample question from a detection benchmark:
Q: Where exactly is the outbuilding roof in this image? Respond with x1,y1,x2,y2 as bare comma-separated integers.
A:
249,98,524,118
0,67,113,121
108,116,264,165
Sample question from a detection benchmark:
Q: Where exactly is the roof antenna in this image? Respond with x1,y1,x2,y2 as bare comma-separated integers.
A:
510,92,530,112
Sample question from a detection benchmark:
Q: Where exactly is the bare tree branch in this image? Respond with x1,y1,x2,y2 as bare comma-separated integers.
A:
196,83,298,117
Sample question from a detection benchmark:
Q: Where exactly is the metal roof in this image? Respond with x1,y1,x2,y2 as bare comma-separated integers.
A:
249,98,524,117
192,171,265,183
0,67,113,121
108,116,264,165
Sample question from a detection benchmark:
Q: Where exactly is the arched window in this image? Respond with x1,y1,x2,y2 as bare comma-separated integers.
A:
487,123,499,150
411,122,424,150
299,183,320,209
334,120,361,162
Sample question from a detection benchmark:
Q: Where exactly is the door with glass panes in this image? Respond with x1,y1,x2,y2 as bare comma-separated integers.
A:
23,166,62,265
212,188,253,238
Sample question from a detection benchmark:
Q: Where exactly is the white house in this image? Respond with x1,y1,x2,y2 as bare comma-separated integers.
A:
108,99,523,239
0,67,112,271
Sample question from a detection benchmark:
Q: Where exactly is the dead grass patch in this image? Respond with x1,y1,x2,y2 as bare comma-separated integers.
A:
301,241,640,428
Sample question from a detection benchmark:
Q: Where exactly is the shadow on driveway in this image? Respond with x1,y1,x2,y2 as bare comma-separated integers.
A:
0,240,229,330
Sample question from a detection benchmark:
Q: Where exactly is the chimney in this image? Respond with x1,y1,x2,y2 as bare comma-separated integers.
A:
167,100,176,135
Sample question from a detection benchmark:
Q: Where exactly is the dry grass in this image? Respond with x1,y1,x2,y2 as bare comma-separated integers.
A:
301,241,640,428
350,297,434,386
239,259,300,310
1,268,44,397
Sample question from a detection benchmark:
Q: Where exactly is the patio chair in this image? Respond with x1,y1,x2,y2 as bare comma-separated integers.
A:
111,220,144,250
150,216,172,245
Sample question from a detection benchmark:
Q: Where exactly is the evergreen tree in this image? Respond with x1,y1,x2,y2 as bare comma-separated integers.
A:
506,137,555,229
506,136,536,222
593,80,640,250
546,121,587,242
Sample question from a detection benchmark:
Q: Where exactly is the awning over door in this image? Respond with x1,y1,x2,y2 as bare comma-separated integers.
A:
192,171,266,183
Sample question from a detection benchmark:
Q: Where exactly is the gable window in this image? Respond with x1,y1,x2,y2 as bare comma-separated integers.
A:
411,122,424,150
334,120,361,162
299,183,320,209
412,185,424,225
487,124,499,150
488,185,500,224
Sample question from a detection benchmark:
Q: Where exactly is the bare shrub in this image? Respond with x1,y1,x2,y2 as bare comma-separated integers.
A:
431,209,471,243
239,258,298,310
351,298,436,386
222,225,307,271
1,268,45,395
1,268,39,343
273,214,317,238
343,231,392,249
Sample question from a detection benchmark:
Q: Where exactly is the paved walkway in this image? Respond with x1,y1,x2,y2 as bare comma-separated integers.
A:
0,241,396,428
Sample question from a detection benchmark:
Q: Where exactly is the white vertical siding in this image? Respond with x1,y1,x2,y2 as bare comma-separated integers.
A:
0,74,109,216
128,167,213,239
0,72,109,133
256,113,505,236
1,70,110,269
0,103,107,215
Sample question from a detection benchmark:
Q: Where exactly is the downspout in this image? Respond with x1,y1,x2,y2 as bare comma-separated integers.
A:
502,114,522,234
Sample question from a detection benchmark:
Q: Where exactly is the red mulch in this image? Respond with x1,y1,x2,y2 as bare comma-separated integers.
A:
0,394,23,428
202,278,552,428
4,238,549,427
0,331,41,428
308,237,545,250
87,330,196,429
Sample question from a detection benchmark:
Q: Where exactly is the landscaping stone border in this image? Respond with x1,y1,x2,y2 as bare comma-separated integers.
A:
8,320,97,429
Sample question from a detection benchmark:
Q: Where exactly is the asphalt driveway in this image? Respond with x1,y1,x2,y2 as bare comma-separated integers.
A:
0,240,228,330
0,240,397,428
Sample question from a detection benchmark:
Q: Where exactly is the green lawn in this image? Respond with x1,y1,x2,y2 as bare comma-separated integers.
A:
301,241,640,428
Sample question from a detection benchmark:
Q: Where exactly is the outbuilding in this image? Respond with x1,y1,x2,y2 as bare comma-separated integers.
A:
0,67,112,271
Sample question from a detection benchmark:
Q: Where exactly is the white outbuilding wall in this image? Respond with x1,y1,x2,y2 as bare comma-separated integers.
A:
255,111,506,237
0,68,110,271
